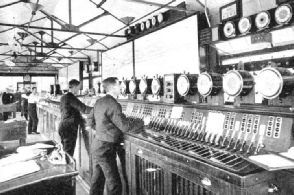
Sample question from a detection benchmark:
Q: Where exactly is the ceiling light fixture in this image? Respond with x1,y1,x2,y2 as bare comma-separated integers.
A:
120,16,135,25
87,39,97,45
17,32,28,40
29,2,44,15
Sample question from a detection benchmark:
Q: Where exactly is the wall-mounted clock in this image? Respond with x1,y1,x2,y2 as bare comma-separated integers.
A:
220,0,242,22
23,74,31,82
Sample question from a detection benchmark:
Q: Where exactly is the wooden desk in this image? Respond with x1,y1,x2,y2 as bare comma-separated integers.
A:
0,120,27,145
0,140,78,195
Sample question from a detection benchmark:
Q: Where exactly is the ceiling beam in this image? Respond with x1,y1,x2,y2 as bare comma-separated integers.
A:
40,33,81,63
0,43,104,52
0,54,88,59
0,61,72,65
20,28,76,63
0,69,58,74
0,72,57,76
40,10,65,27
0,17,47,34
0,22,126,37
0,65,56,69
0,1,21,9
125,0,195,12
77,11,109,28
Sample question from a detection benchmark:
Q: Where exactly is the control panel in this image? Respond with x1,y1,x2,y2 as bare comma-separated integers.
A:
121,100,294,171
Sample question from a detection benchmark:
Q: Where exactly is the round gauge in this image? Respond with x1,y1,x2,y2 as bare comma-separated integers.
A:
151,16,157,27
157,13,164,23
129,26,134,34
145,20,151,29
151,78,162,95
238,17,252,34
223,21,236,38
255,11,271,30
124,28,130,36
275,4,292,25
129,80,139,94
197,73,213,96
139,79,148,94
177,75,190,96
223,70,253,97
140,22,145,31
120,80,128,95
223,71,243,97
129,80,136,94
257,68,283,99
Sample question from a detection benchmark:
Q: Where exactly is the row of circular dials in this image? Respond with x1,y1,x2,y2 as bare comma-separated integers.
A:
224,3,293,37
216,67,294,99
125,13,165,37
120,77,163,96
120,67,294,100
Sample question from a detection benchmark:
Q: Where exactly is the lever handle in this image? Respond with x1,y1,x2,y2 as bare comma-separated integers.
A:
201,177,211,186
268,184,278,193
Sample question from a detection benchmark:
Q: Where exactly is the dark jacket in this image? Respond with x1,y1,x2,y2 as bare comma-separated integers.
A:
89,94,144,143
59,92,91,136
2,92,14,104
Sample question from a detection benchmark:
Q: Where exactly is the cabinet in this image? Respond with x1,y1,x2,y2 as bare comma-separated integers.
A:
124,135,280,195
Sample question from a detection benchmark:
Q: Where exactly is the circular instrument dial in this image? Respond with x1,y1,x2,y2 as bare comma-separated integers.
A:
120,80,128,95
197,73,213,96
151,16,157,26
140,22,145,31
238,17,252,34
129,80,137,94
139,79,148,94
255,11,271,30
275,4,292,25
223,70,243,97
257,68,283,99
151,78,161,95
157,13,164,23
223,21,235,38
177,75,190,96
